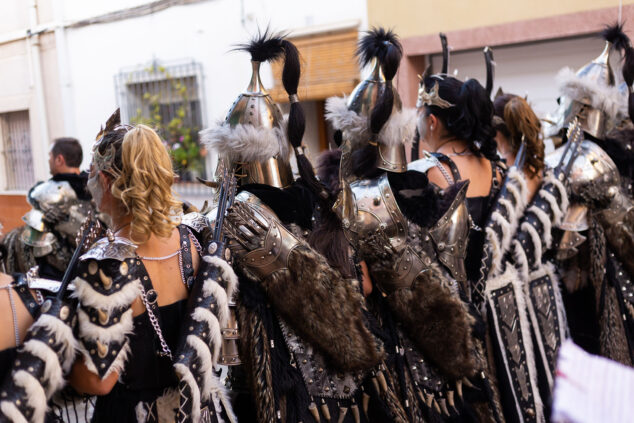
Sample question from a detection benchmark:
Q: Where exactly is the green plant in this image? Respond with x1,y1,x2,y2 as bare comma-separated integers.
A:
129,64,205,179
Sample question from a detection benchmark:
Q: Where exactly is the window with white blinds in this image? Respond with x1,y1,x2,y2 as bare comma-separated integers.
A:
0,110,34,191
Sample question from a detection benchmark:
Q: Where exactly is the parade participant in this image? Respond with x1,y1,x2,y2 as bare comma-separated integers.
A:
202,31,394,423
481,92,572,422
0,223,47,384
414,74,502,284
326,28,500,422
2,137,94,280
493,95,544,199
544,23,634,367
65,113,233,422
0,215,81,422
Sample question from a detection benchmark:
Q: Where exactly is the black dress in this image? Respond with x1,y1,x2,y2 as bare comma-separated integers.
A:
90,225,200,423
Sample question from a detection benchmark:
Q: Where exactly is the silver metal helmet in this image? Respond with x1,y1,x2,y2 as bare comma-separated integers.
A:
223,61,292,188
346,59,407,173
553,41,622,140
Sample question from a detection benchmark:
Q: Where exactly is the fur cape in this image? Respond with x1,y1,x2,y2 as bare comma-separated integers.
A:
325,96,416,149
386,264,478,380
242,241,384,373
200,120,290,163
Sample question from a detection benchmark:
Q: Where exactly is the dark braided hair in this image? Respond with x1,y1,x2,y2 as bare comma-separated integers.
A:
421,75,499,161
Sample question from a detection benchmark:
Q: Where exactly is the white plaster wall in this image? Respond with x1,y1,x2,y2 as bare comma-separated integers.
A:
61,0,368,170
429,35,612,118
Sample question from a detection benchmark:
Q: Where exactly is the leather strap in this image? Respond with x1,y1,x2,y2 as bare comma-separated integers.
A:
13,274,40,319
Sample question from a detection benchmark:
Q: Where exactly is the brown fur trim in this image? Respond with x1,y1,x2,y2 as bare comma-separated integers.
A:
261,244,384,372
386,266,477,380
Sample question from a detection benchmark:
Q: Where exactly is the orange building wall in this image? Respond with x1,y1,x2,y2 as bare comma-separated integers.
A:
0,194,29,236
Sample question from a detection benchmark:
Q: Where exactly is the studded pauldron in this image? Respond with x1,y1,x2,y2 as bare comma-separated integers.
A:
75,239,140,379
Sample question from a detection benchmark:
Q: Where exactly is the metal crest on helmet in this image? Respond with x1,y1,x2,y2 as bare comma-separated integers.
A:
417,80,455,109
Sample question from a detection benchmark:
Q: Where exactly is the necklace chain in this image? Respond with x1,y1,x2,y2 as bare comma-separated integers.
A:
1,284,20,346
138,249,181,261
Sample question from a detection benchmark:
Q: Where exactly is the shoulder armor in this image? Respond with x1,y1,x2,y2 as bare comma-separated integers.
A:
429,183,469,283
81,236,137,262
349,173,408,253
545,139,620,203
348,174,432,293
181,211,210,233
74,249,142,378
28,179,77,210
559,203,589,232
55,200,94,241
407,156,436,174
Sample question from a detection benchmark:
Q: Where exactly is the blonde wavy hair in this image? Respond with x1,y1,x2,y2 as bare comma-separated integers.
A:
111,124,181,244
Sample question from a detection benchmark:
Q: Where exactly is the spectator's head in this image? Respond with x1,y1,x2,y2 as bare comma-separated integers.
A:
49,137,82,175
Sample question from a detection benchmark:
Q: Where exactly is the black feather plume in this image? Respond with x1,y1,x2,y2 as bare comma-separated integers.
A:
235,28,286,63
602,22,631,52
440,33,449,75
356,27,402,68
484,46,495,98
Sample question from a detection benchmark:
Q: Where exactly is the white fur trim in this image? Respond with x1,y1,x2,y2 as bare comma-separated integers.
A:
539,190,563,229
512,239,530,281
21,339,65,397
173,363,201,423
200,121,290,164
506,183,523,214
13,370,47,423
78,339,131,381
521,221,543,266
485,266,545,423
135,400,148,423
528,205,553,248
556,67,624,124
325,96,416,148
215,383,237,423
499,198,517,230
203,255,239,302
507,168,529,210
201,278,230,328
485,227,502,277
493,212,513,255
186,335,214,400
380,107,416,147
135,388,179,423
191,307,222,363
0,402,28,423
31,314,78,373
72,278,141,314
325,96,368,149
77,308,134,345
543,172,569,219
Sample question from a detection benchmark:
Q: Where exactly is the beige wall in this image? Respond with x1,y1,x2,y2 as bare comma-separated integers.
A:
0,0,62,189
368,0,634,38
